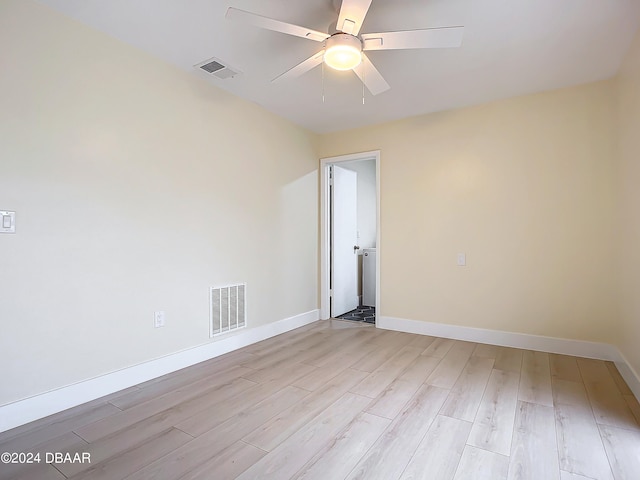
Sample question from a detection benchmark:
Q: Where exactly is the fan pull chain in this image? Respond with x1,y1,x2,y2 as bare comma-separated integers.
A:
322,59,325,104
362,62,365,105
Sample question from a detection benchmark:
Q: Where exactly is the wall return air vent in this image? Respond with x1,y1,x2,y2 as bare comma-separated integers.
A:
195,57,241,79
210,283,246,337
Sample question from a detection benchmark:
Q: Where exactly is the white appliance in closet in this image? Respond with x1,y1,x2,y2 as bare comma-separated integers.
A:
362,248,376,307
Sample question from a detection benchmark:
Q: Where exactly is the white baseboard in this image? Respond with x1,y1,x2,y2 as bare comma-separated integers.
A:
615,352,640,401
378,315,640,401
378,316,620,360
0,309,320,434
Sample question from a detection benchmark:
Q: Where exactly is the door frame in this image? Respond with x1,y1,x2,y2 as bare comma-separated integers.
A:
320,150,380,322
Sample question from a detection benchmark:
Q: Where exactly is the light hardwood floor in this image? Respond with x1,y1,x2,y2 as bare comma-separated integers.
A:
1,320,639,480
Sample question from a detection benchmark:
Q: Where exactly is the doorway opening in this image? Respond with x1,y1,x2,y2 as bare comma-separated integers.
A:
320,151,380,324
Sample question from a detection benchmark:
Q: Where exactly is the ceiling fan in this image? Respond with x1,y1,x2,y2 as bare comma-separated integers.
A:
226,0,464,95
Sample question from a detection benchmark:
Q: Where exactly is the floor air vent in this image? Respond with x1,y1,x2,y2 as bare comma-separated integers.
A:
195,57,241,79
210,283,246,337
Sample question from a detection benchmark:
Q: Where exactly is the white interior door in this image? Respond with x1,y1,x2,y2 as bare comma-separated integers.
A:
331,165,359,317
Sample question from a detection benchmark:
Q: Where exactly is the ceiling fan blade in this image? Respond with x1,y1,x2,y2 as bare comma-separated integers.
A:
362,26,465,51
272,51,325,83
336,0,372,36
226,8,329,42
353,54,390,96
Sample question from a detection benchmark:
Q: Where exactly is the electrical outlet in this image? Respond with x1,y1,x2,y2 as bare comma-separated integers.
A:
154,311,165,328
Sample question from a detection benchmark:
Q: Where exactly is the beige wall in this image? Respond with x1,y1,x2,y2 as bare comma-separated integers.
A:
0,1,318,405
616,28,640,377
319,82,618,343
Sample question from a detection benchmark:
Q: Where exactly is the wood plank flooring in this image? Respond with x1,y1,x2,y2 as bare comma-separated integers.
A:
1,319,639,480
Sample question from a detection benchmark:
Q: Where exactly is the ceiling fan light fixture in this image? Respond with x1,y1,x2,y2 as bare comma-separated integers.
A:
324,33,362,71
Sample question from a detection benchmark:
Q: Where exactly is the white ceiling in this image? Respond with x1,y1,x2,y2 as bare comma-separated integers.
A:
37,0,640,133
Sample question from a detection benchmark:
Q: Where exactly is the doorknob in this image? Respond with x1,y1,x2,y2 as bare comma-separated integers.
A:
354,245,360,253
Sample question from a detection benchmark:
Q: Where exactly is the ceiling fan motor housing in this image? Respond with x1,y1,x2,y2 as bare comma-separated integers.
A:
324,33,363,70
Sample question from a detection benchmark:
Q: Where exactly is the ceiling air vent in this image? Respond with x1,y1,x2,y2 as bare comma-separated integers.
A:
195,57,241,80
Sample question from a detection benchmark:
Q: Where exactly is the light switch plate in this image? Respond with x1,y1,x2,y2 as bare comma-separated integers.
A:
0,211,15,233
457,253,466,266
154,311,165,328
